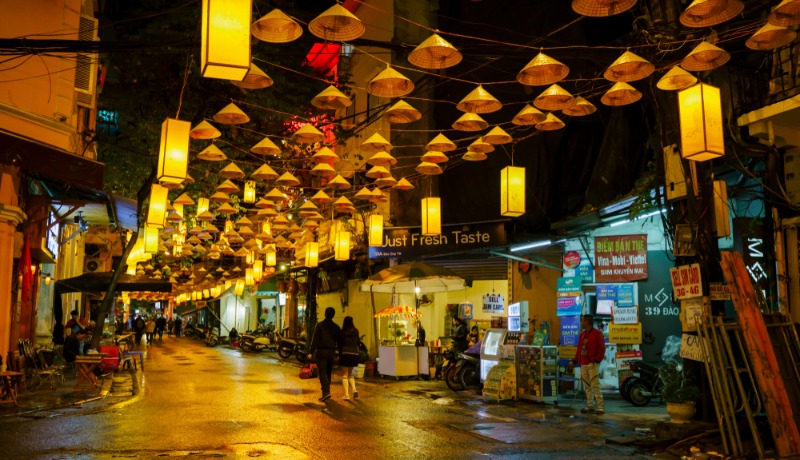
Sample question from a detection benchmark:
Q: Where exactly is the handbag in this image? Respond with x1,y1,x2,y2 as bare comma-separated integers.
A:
299,363,319,379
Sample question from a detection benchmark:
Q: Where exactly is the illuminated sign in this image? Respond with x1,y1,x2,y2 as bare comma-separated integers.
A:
45,212,59,260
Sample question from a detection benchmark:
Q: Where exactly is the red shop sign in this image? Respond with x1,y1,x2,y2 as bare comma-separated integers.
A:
594,234,648,282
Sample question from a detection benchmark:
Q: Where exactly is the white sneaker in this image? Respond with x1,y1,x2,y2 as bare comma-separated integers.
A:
343,396,350,401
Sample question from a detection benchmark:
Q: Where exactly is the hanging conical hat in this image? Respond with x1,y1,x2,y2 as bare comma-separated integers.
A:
173,192,194,205
385,100,422,124
183,173,195,185
196,211,216,221
421,150,449,163
656,66,697,91
562,96,597,117
393,177,415,190
365,165,392,179
258,207,278,217
333,196,355,211
517,51,570,86
600,82,642,106
746,23,796,51
483,126,513,144
251,9,303,43
308,3,365,42
219,161,245,179
572,0,637,17
452,112,488,131
408,33,462,69
770,0,800,26
680,0,744,28
534,84,576,111
266,188,288,202
604,50,655,82
367,151,397,167
251,164,279,181
456,85,502,113
463,151,488,161
467,137,495,154
535,112,566,131
354,187,374,201
213,103,250,125
369,188,388,203
231,63,273,89
302,219,320,229
310,162,337,177
236,216,253,227
312,146,339,164
310,190,333,204
255,198,276,209
327,174,351,190
197,144,227,161
681,41,730,71
415,161,443,175
298,201,319,217
361,133,393,153
216,203,237,214
190,121,221,140
311,85,352,110
512,104,547,125
375,175,398,188
426,133,457,152
291,123,325,143
250,137,281,156
209,191,231,203
216,179,240,194
274,171,301,187
368,66,414,98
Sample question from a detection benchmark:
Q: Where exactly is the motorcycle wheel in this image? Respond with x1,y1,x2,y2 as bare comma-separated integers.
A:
445,366,465,392
620,376,636,403
207,338,218,347
459,365,481,392
277,345,293,359
627,378,653,407
295,349,308,363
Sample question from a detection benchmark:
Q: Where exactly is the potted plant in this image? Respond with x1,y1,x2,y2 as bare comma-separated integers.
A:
659,363,701,424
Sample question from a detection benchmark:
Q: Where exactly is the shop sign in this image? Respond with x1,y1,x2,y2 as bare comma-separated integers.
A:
563,250,581,269
556,277,582,316
459,302,474,320
594,234,648,282
734,218,773,307
608,323,643,344
611,305,638,324
368,222,505,258
669,263,702,300
680,297,708,331
616,350,643,371
617,284,634,306
680,333,708,362
596,285,617,300
577,261,594,283
560,315,581,346
709,282,730,301
482,294,504,313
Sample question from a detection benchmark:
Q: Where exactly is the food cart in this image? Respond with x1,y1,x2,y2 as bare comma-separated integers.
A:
374,306,428,379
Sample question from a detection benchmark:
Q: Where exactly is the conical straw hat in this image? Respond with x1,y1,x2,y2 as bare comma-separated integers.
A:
274,171,301,187
770,0,800,27
255,198,276,209
512,104,546,125
327,174,351,190
408,33,462,69
251,136,282,156
375,176,398,188
310,163,337,177
197,144,227,161
562,96,597,117
385,100,422,124
416,161,443,175
456,85,502,113
365,165,392,179
190,121,221,140
266,188,287,202
425,133,456,153
361,133,393,153
368,66,414,98
600,82,642,106
468,137,495,154
462,151,488,161
291,123,325,143
483,126,514,144
681,42,730,71
216,179,240,193
196,211,216,221
394,177,415,190
173,192,194,205
604,51,655,82
251,164,279,180
308,4,365,42
216,203,237,214
251,9,303,43
219,162,245,179
452,112,488,131
312,146,339,164
517,51,570,86
746,23,796,51
298,201,319,217
231,63,273,89
534,84,576,111
333,196,355,211
535,112,566,131
209,191,231,203
369,188,388,203
310,190,333,204
213,103,250,125
680,0,744,28
421,150,449,163
236,216,253,226
354,187,374,201
367,151,397,166
311,85,352,110
572,0,637,17
183,173,195,185
656,66,697,91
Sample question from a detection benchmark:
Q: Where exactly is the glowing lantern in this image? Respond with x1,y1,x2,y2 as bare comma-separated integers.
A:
421,197,441,236
156,118,190,185
201,0,251,81
678,83,724,162
144,225,160,254
246,268,254,285
246,249,255,265
305,242,319,267
234,279,245,296
335,230,350,261
253,260,263,281
146,184,169,229
243,180,256,203
500,166,526,217
368,214,383,247
266,250,277,267
197,197,210,215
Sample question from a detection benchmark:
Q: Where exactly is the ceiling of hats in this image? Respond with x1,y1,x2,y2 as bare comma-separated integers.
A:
113,0,785,300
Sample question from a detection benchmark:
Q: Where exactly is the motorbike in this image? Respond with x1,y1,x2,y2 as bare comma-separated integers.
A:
239,332,276,352
620,360,665,407
443,350,464,391
207,327,237,347
455,351,482,391
277,330,308,363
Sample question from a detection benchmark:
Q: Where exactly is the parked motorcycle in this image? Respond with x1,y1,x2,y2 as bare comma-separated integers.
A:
207,327,237,347
277,332,308,363
455,351,482,391
620,360,665,407
239,333,276,352
443,350,464,391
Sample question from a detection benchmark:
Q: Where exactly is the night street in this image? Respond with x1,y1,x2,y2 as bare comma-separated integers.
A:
0,337,664,460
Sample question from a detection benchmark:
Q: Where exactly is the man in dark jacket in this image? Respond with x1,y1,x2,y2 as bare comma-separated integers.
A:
307,307,341,402
571,314,606,414
451,317,469,352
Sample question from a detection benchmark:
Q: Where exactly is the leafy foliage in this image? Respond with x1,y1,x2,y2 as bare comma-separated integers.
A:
659,363,701,403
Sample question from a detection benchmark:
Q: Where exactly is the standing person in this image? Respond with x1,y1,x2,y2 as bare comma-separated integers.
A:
173,316,183,337
307,307,341,402
570,314,606,414
145,316,156,344
450,317,469,353
167,316,174,337
414,318,426,347
338,316,360,401
133,315,146,345
155,315,167,341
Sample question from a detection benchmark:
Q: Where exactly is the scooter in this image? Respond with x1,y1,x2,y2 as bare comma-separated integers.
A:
620,360,664,407
456,352,482,392
277,331,308,363
443,350,464,391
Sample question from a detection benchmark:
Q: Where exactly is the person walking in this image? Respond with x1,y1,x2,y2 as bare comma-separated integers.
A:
307,307,341,402
155,315,167,341
570,314,606,415
133,315,146,345
167,317,174,337
173,316,182,337
145,316,156,344
338,316,360,401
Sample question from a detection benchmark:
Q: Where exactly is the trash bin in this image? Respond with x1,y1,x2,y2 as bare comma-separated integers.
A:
364,361,376,378
354,364,365,379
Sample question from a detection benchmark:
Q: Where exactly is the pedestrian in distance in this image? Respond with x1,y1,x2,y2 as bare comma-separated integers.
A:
338,316,360,401
307,307,342,402
173,316,182,337
570,314,606,415
156,315,167,341
145,316,156,344
450,317,469,353
167,317,174,337
133,315,146,345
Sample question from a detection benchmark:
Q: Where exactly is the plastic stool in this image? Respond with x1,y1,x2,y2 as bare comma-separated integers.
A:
124,351,145,371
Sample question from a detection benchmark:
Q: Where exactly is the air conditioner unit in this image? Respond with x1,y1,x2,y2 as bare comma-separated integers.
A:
84,257,108,273
74,15,99,109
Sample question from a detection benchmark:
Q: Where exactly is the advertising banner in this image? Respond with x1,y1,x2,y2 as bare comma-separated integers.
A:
669,263,702,300
709,282,730,301
577,261,594,283
608,323,643,344
560,315,581,346
368,222,505,258
596,285,617,301
617,284,635,306
556,277,583,317
482,294,504,314
594,234,648,282
611,305,638,324
680,333,708,362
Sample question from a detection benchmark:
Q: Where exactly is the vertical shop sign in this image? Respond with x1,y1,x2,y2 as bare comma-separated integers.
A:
617,284,635,306
560,315,581,345
556,277,583,316
594,234,648,282
577,260,594,283
669,263,702,300
733,218,775,309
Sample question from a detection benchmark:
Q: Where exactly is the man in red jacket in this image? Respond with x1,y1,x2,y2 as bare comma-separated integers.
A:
570,314,606,414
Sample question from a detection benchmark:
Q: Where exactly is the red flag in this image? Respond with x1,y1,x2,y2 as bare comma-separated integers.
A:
19,235,33,302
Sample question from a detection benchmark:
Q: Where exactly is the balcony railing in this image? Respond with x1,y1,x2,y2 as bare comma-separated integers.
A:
729,44,800,119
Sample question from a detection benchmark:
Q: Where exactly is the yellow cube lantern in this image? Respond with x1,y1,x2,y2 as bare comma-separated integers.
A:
143,225,160,254
246,268,254,286
266,250,277,267
253,260,263,281
421,197,441,236
335,230,351,261
678,83,724,162
368,214,383,246
146,183,169,229
157,118,191,184
305,241,319,267
197,197,210,215
234,279,245,296
244,180,256,203
500,166,526,217
201,0,252,81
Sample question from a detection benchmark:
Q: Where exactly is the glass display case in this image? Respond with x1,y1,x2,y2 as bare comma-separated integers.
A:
516,345,558,403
